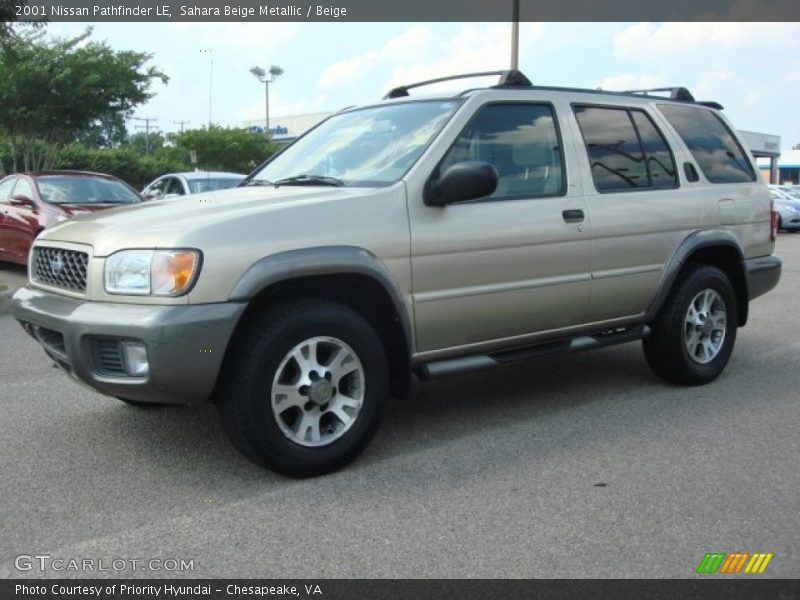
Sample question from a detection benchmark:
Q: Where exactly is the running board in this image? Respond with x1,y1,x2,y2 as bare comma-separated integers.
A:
415,325,650,380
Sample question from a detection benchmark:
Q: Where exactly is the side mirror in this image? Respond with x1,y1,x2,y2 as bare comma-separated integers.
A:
424,161,498,207
9,194,35,208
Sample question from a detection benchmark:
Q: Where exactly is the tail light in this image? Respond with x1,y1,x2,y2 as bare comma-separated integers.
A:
770,199,778,242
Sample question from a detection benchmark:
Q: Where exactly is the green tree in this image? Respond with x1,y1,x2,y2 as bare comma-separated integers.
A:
0,27,166,171
125,130,167,155
164,125,277,174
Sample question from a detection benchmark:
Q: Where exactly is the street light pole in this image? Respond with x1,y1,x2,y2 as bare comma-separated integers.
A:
250,65,284,136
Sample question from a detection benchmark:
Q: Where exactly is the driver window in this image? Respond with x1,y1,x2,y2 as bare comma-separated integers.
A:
439,103,565,200
147,178,168,199
165,177,185,196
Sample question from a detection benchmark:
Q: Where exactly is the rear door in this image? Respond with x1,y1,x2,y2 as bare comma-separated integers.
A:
571,103,701,322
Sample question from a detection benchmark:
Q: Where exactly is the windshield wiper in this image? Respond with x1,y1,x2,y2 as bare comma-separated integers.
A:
273,174,344,187
243,178,273,186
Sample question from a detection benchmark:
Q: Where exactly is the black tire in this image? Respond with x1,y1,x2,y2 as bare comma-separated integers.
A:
217,300,388,477
643,264,738,386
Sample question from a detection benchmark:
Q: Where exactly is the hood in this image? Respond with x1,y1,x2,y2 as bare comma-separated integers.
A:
52,203,130,217
38,185,381,256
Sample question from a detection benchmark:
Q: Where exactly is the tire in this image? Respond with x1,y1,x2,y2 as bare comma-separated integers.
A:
217,300,388,477
643,264,738,386
776,215,783,232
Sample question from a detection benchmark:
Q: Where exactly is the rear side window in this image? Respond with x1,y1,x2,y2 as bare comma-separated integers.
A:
573,105,677,192
658,104,755,184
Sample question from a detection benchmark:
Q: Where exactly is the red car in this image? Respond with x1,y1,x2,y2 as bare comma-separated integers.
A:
0,171,142,265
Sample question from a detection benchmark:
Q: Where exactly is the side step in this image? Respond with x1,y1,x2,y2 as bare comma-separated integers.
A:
415,325,650,381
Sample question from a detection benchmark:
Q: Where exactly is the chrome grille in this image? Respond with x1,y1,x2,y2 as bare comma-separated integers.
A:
33,247,88,293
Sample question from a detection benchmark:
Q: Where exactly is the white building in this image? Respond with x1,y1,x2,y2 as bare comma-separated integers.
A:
242,111,334,142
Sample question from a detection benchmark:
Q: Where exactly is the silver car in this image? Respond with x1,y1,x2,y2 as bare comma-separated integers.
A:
769,185,800,232
142,171,245,200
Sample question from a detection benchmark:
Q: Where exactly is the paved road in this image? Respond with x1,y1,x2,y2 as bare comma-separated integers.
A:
1,236,799,579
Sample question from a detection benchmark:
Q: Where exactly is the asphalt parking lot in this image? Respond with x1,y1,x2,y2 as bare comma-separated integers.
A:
1,235,798,579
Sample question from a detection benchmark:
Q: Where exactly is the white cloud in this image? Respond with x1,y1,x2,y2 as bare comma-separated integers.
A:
319,54,376,88
318,25,436,89
613,22,800,59
379,25,434,62
237,92,327,122
166,22,299,53
597,73,666,91
380,24,521,95
318,23,545,96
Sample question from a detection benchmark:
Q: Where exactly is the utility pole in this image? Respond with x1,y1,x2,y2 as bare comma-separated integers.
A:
511,0,520,70
133,117,158,154
174,120,190,133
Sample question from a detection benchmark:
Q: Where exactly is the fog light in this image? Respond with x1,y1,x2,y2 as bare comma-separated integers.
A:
122,342,149,376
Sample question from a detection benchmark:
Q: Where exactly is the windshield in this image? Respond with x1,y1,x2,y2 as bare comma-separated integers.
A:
37,176,141,204
188,177,245,194
250,100,461,187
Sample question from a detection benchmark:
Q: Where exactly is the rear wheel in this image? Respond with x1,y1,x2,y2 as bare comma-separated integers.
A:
644,264,738,386
218,300,388,477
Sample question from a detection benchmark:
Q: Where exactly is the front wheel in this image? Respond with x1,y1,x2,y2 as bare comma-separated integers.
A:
643,264,738,386
218,300,388,477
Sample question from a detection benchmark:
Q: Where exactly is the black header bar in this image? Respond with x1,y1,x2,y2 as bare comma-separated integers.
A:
6,0,798,22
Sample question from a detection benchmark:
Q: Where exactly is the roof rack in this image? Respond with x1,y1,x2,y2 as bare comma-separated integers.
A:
383,70,532,99
624,87,725,110
625,87,696,102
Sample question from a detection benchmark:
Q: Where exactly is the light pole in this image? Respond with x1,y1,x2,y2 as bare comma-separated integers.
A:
249,65,284,135
510,0,519,70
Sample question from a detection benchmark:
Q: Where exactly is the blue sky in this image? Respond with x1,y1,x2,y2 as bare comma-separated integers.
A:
49,22,800,150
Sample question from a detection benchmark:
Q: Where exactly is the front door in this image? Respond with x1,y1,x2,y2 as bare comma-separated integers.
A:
409,102,591,353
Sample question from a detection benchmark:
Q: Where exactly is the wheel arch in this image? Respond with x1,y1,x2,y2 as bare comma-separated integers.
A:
227,246,413,398
646,230,749,327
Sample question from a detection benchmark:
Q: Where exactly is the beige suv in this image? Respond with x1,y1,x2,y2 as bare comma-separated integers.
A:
12,71,781,476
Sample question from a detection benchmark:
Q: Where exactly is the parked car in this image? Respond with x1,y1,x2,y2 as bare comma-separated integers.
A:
12,71,781,477
0,171,142,265
768,185,800,232
142,171,245,200
776,185,800,200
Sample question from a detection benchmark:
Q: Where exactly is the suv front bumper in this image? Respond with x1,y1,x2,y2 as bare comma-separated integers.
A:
11,286,246,405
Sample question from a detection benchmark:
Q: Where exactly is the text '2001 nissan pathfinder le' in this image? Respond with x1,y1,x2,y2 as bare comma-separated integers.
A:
12,71,781,476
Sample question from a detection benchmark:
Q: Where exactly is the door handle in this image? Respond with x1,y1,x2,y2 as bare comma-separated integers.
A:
562,209,585,223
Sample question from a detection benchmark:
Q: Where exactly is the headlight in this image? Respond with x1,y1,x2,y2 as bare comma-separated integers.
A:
105,249,201,296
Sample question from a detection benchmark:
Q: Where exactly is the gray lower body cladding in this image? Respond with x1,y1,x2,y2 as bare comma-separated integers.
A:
11,286,246,405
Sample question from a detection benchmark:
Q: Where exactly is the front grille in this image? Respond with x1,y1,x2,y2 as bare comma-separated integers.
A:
33,247,88,293
91,340,126,376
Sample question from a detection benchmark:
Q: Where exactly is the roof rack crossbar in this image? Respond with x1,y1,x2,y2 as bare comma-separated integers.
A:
624,87,696,102
383,70,532,100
